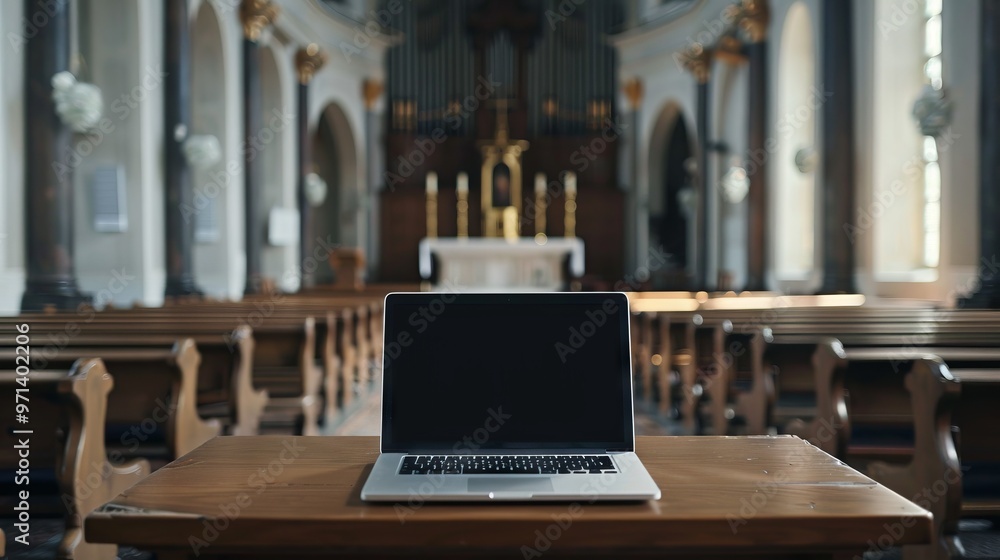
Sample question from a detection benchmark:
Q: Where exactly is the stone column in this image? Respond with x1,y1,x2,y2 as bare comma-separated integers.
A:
21,0,91,311
817,0,858,294
623,78,643,275
295,44,326,290
962,0,1000,307
240,0,278,295
681,44,714,290
164,0,203,297
741,0,770,291
363,79,384,280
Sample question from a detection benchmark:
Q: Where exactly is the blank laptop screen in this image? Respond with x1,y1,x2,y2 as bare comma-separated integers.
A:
380,293,634,452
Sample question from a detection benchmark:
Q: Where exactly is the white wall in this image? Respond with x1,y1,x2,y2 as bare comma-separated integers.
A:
938,0,981,302
769,0,821,293
191,0,245,300
261,0,385,291
854,0,980,302
614,0,982,302
296,1,387,277
612,0,718,277
714,62,749,290
0,0,26,315
871,0,926,276
71,0,164,308
258,40,300,293
0,0,385,310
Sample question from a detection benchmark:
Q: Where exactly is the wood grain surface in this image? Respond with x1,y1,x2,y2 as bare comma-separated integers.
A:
85,435,932,558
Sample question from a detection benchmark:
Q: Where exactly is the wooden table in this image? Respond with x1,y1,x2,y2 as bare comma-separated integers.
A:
86,436,932,559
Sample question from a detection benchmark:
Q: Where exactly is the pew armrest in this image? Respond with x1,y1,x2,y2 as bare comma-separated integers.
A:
868,357,961,557
807,339,849,456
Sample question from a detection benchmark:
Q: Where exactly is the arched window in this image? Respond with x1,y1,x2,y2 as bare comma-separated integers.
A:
921,0,943,268
647,101,696,288
774,2,816,281
191,1,234,298
871,0,940,277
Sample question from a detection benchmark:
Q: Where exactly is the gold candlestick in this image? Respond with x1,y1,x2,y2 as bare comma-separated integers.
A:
426,193,437,238
535,193,547,237
564,172,577,238
534,172,547,236
426,172,438,238
457,172,469,238
457,190,469,238
564,191,576,238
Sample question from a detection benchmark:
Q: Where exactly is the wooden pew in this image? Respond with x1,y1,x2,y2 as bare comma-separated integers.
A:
121,312,324,435
253,316,321,435
1,359,149,560
862,357,962,560
735,323,1000,560
0,337,222,459
648,312,769,436
690,315,734,436
764,328,1000,445
95,296,379,425
19,294,376,437
631,312,655,406
724,326,772,435
19,313,321,435
715,312,1000,438
335,306,359,411
950,368,1000,518
135,303,360,426
209,297,383,415
631,311,685,424
1,316,266,437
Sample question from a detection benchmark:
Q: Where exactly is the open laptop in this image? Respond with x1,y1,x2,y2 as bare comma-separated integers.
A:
360,292,661,502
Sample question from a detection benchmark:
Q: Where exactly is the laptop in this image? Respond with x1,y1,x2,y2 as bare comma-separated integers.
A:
360,292,661,502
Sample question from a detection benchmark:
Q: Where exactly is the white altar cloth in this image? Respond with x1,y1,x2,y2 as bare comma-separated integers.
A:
418,237,585,292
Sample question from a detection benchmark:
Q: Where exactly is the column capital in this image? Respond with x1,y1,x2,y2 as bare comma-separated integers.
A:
679,43,714,84
737,0,770,43
363,79,384,110
715,34,747,65
295,44,327,84
623,78,643,111
240,0,279,42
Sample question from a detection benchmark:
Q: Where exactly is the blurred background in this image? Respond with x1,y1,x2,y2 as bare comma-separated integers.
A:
1,0,996,312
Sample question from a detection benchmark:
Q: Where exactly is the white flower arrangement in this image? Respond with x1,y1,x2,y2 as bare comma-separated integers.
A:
305,172,328,207
51,71,103,133
182,134,222,169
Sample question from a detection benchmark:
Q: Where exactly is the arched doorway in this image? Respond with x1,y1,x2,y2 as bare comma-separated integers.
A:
258,45,296,289
311,102,358,284
648,102,696,289
190,1,231,297
774,1,817,283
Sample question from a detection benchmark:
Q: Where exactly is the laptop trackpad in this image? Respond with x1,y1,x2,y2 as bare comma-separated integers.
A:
468,478,554,496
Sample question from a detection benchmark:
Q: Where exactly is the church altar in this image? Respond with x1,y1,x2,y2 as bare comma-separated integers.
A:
418,237,585,292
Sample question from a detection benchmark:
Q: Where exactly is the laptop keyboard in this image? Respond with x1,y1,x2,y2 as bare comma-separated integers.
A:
398,455,618,475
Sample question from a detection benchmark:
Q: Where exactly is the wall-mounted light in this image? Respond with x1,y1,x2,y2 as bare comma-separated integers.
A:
793,147,817,174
